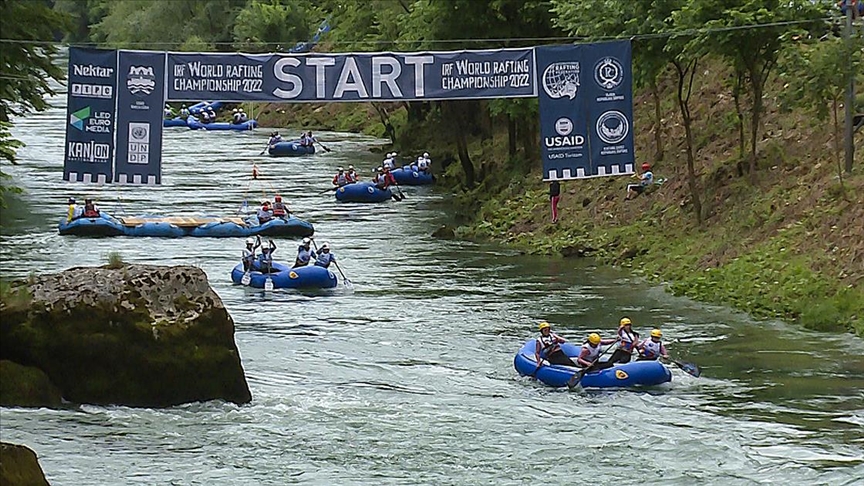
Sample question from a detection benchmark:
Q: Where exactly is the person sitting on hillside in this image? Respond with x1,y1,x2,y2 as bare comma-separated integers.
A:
626,163,654,200
636,329,669,361
294,237,316,268
333,167,349,187
257,201,273,224
268,131,282,147
272,195,289,219
82,198,100,218
179,105,190,119
314,242,337,269
346,165,359,183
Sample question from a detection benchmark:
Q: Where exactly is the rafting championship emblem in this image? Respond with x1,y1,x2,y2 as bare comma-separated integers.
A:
542,62,580,99
594,57,624,91
127,65,156,95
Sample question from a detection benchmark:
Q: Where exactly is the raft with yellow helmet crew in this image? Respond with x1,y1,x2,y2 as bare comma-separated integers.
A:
514,320,673,389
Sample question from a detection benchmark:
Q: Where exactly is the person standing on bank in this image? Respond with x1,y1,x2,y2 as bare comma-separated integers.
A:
550,180,561,223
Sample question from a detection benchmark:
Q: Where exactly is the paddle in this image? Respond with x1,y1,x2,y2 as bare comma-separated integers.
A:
263,239,275,291
332,260,352,288
567,339,620,390
314,139,331,153
259,144,269,156
669,359,701,377
318,186,340,195
241,236,261,286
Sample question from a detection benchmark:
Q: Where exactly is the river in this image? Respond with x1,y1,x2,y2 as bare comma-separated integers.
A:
1,89,862,485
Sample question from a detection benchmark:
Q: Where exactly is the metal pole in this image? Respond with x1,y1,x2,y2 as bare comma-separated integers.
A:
844,0,855,173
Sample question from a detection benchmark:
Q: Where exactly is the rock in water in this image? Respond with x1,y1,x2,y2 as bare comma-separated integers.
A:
0,442,49,486
0,360,62,407
0,264,252,407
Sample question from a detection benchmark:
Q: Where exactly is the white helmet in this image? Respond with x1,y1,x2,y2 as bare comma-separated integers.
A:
302,237,311,244
392,152,398,156
321,242,330,250
423,152,429,157
233,108,238,113
245,238,254,245
338,167,344,172
348,165,354,170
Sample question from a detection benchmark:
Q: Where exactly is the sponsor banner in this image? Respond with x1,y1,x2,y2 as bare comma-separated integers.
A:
537,42,635,180
585,41,634,173
114,50,166,184
63,47,117,183
167,48,536,102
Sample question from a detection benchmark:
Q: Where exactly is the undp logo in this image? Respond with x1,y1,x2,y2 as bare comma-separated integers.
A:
596,110,629,145
542,61,580,99
594,57,624,91
555,117,573,136
127,65,156,95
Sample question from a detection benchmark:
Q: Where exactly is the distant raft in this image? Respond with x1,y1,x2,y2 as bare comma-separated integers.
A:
390,166,434,186
58,212,314,238
334,182,392,203
230,262,337,289
187,101,224,115
513,340,672,388
268,141,316,157
186,116,258,131
163,117,189,127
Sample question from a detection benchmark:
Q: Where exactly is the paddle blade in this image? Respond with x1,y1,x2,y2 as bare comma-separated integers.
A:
567,369,585,390
264,277,274,291
241,272,251,286
676,360,701,377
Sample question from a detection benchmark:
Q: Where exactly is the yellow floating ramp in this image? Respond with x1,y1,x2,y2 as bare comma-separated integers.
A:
119,216,247,228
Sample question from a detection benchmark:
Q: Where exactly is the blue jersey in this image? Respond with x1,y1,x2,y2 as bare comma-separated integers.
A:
314,252,336,268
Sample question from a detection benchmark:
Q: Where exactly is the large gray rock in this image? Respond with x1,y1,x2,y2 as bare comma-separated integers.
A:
0,442,49,486
0,264,251,407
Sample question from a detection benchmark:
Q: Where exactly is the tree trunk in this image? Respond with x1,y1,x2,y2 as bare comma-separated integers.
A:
508,114,517,157
832,97,844,187
733,70,745,161
650,79,664,162
674,60,703,225
748,76,762,184
371,102,397,144
447,102,475,188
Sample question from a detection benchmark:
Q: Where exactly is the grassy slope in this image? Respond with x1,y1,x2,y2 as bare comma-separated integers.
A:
455,61,864,336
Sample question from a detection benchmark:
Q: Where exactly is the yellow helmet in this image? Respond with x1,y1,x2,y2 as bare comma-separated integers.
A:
588,333,601,345
538,321,551,331
619,317,632,327
651,329,663,338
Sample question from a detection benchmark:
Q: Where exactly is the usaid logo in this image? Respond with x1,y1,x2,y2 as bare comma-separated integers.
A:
596,110,629,144
542,62,580,99
555,117,573,136
594,57,624,91
127,66,156,95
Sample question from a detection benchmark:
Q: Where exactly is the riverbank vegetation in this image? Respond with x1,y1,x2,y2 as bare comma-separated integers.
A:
4,0,863,334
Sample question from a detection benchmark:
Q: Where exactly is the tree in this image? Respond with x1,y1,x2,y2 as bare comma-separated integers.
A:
677,0,829,182
0,0,69,207
232,0,315,53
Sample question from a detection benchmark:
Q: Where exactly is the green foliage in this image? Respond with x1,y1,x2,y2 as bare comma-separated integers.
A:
105,251,125,269
233,0,315,52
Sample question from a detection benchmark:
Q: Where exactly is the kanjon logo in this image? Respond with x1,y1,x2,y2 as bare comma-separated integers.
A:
127,65,156,95
69,106,91,131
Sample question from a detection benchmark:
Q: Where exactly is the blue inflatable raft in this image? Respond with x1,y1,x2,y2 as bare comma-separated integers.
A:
390,166,434,186
231,262,337,289
163,117,189,127
58,212,314,238
187,117,258,131
334,182,392,203
268,141,316,157
513,340,672,388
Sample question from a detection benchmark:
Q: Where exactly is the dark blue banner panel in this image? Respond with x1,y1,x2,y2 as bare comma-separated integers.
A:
63,48,117,183
167,48,536,102
114,50,166,184
537,41,635,181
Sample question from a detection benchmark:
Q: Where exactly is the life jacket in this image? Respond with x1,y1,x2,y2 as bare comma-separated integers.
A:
314,252,334,268
418,160,429,170
617,327,639,352
164,108,172,118
242,247,255,264
233,113,242,124
257,208,272,222
333,173,348,186
383,158,394,169
83,203,99,218
239,113,248,122
296,246,314,264
257,250,273,266
67,204,76,222
180,108,189,118
345,172,357,183
641,171,654,186
272,202,287,216
299,136,309,146
268,136,281,145
639,339,663,360
537,333,562,358
580,343,601,364
201,112,211,123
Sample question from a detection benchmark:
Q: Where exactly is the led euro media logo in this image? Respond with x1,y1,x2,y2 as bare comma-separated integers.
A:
69,106,113,133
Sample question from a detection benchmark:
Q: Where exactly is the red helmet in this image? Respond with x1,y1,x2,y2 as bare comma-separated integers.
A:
641,163,651,171
274,195,282,202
